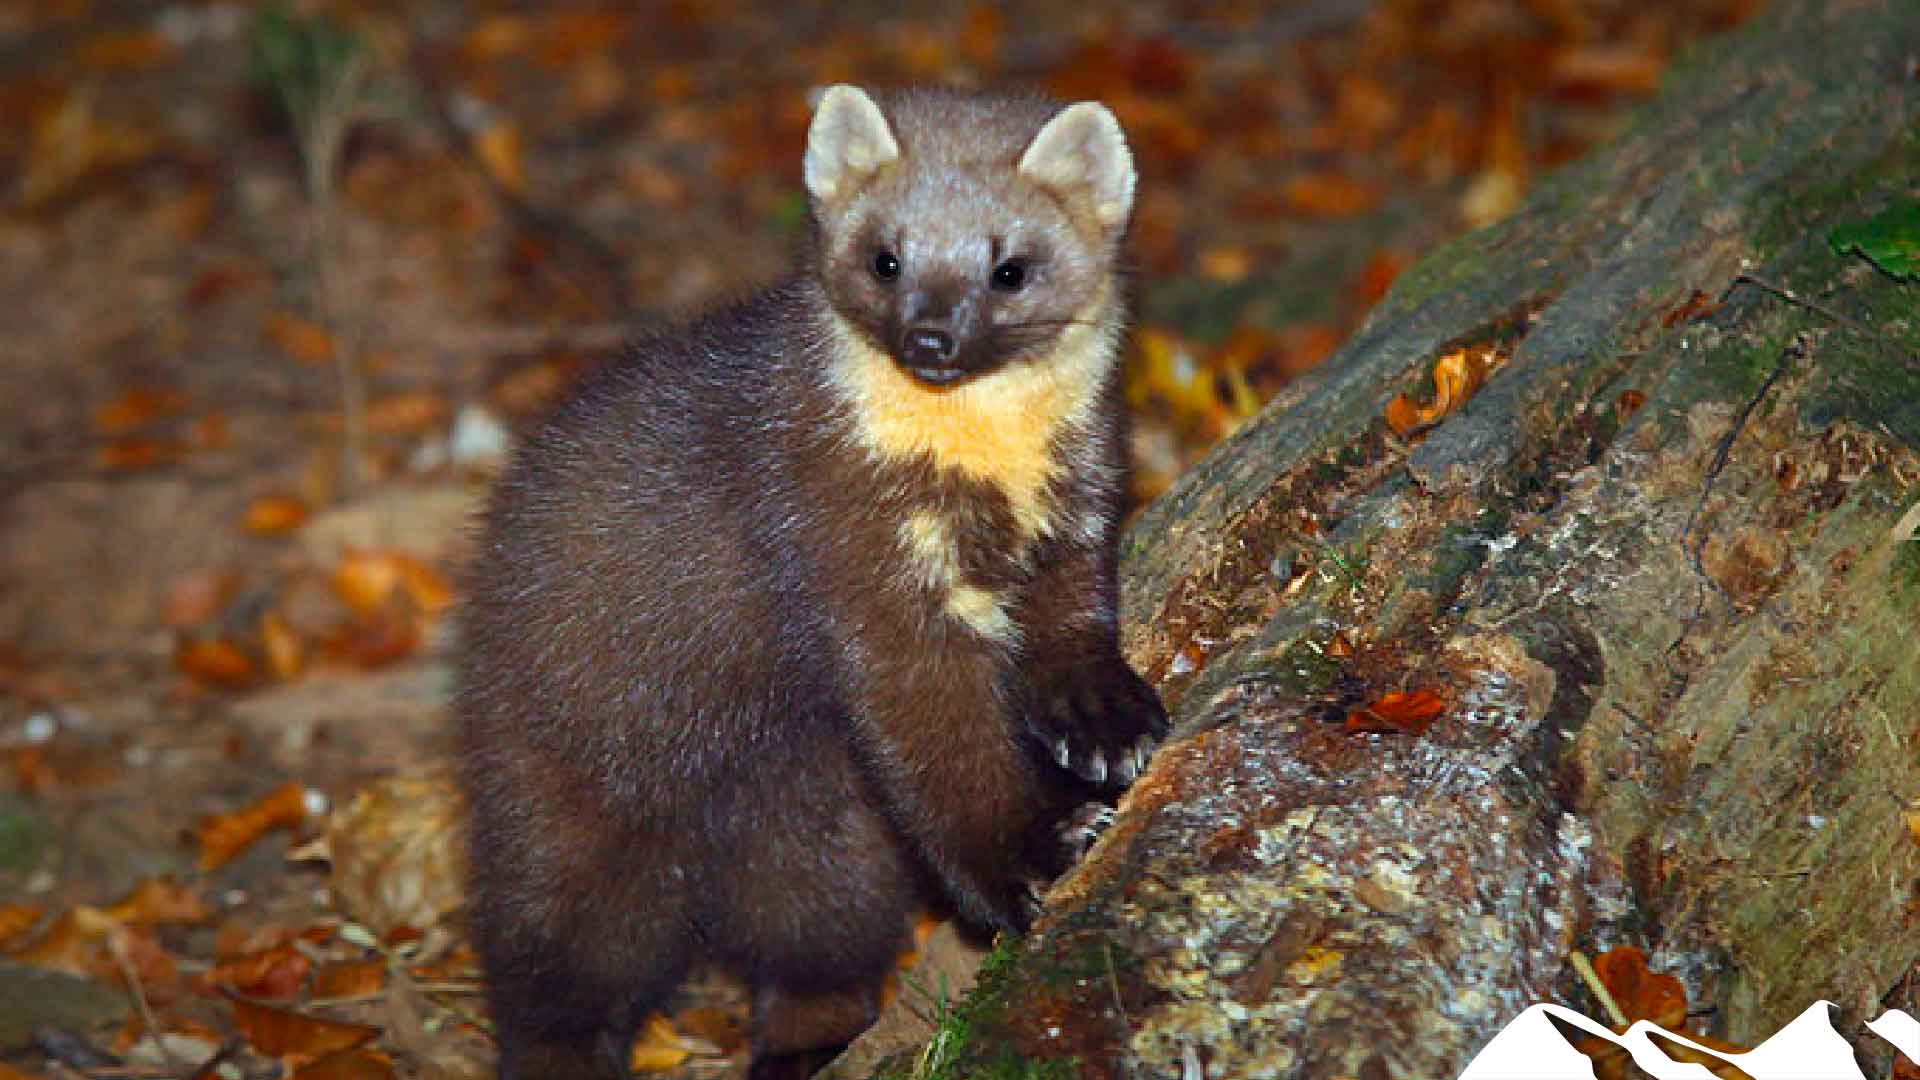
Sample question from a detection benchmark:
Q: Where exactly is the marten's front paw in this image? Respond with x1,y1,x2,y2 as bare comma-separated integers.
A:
1026,657,1169,790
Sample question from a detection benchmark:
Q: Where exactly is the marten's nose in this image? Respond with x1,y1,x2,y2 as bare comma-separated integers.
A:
902,326,956,368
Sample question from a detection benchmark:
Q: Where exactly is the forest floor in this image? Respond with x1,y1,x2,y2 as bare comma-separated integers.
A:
0,1,1759,1076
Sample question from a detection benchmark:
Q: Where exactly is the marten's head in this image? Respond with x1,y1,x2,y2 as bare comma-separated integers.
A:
804,85,1135,388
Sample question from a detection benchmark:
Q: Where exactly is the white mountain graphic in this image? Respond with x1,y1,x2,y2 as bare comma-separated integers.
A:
1460,1001,1916,1079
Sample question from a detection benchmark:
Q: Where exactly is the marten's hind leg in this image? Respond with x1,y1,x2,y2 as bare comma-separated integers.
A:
745,981,887,1080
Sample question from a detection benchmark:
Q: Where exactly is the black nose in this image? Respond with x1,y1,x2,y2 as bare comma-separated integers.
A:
902,326,956,368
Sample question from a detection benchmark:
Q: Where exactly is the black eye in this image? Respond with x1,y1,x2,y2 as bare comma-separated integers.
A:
872,250,900,282
990,259,1028,292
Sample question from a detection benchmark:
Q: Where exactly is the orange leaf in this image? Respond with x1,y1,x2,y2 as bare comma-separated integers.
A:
202,943,311,1000
92,386,188,435
243,495,311,536
101,877,210,927
229,994,376,1065
312,959,387,1000
264,312,336,366
260,610,305,682
1345,688,1447,735
76,29,177,72
1592,945,1687,1029
197,781,310,871
175,638,257,690
332,551,404,615
290,1048,397,1080
629,1013,692,1072
1383,346,1500,438
1281,172,1381,218
162,568,241,628
0,903,43,949
474,121,527,195
363,389,449,435
95,438,182,470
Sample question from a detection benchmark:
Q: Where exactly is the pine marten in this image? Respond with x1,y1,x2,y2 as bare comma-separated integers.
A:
456,85,1167,1080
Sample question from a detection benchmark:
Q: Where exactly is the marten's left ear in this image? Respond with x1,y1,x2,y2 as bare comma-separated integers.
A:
1018,102,1136,233
805,85,901,206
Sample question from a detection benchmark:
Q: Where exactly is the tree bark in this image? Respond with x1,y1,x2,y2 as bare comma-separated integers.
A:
874,0,1920,1075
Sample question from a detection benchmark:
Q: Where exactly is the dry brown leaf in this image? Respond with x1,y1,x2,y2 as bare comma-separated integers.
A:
1282,171,1381,218
290,1048,398,1080
92,386,188,435
76,29,177,72
95,437,183,470
312,959,387,1001
323,612,421,670
326,773,466,936
197,781,310,871
1345,688,1448,735
331,551,404,616
175,637,258,691
162,568,241,628
0,903,43,949
264,311,336,366
363,389,449,435
202,943,311,1000
629,1013,692,1072
230,994,377,1065
243,495,311,536
260,610,306,682
1384,346,1501,438
101,877,210,928
19,88,161,208
474,121,527,195
1591,945,1687,1029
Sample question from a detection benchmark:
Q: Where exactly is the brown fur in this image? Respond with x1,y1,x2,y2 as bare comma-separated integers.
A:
456,86,1164,1079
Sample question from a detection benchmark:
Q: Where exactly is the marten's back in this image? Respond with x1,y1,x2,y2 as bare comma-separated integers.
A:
457,281,844,821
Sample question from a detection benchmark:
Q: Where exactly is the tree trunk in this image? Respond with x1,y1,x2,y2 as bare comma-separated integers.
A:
874,0,1920,1075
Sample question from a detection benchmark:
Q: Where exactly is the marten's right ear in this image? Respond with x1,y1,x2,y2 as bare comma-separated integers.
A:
805,85,900,206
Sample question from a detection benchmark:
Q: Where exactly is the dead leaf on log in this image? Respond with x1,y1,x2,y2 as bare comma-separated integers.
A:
1345,688,1448,735
1384,345,1506,439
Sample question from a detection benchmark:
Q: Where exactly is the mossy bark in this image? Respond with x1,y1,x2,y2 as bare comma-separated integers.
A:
871,0,1920,1075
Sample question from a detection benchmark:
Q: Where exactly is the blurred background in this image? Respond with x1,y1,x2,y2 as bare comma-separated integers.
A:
0,1,1765,1076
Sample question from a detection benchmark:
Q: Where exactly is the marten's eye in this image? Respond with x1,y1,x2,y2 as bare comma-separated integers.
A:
990,259,1028,292
872,250,901,282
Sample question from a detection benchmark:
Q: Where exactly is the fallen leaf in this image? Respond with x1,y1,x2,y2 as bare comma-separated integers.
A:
629,1013,692,1072
1591,945,1686,1029
1383,345,1502,438
363,389,449,436
202,943,311,1000
76,29,178,72
260,610,305,682
326,773,466,936
18,88,161,209
1345,688,1448,735
162,568,241,628
312,959,387,1001
1282,171,1380,218
101,877,210,927
474,121,526,195
92,386,188,435
1829,202,1920,281
95,437,183,470
290,1048,398,1079
230,994,377,1065
0,903,43,949
243,495,311,536
264,311,337,366
197,781,311,871
175,637,258,691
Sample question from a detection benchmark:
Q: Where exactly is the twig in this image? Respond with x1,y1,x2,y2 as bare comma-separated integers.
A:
1720,272,1916,364
105,928,181,1079
1102,942,1131,1029
1667,331,1809,658
1569,950,1630,1029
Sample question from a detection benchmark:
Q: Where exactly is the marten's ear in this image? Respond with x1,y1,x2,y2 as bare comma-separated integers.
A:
805,85,900,205
1018,102,1136,234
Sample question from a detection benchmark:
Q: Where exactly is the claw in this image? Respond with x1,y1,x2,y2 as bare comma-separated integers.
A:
1114,753,1138,785
1132,735,1155,778
1084,753,1108,785
1053,736,1072,770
